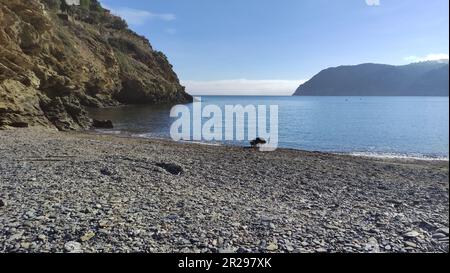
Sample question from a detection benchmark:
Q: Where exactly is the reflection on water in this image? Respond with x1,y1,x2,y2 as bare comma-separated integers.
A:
89,104,175,137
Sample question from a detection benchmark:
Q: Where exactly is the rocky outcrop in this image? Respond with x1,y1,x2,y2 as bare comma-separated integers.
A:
0,0,191,130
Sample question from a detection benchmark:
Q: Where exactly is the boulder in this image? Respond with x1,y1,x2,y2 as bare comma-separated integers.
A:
92,119,114,129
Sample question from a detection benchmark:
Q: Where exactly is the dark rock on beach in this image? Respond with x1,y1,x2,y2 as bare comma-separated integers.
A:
92,119,114,129
250,137,267,148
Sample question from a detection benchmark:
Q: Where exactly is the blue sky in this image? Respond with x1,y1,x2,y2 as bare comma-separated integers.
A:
100,0,449,95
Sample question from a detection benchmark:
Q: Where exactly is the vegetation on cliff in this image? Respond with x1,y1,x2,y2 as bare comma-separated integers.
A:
0,0,191,130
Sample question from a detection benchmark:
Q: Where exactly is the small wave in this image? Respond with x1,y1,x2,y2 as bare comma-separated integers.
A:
347,152,449,161
93,129,123,135
131,133,221,146
131,133,167,140
91,130,449,160
179,140,222,146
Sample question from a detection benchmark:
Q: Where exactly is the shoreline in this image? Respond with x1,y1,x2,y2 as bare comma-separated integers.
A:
91,129,450,163
0,128,448,253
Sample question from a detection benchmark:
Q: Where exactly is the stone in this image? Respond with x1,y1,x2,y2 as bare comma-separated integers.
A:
21,242,31,249
237,247,250,253
156,163,184,175
417,221,435,231
218,247,235,253
365,237,380,253
26,210,35,218
100,168,112,176
179,238,190,245
404,241,417,248
80,231,96,242
165,214,178,221
64,241,82,253
8,233,23,242
403,230,421,238
99,220,109,228
92,120,114,129
266,243,278,251
437,227,449,235
316,248,328,253
285,245,294,252
432,233,447,239
0,199,6,208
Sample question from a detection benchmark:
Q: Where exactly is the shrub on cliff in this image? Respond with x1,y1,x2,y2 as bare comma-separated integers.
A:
42,0,61,10
89,0,103,12
108,16,128,30
80,0,91,10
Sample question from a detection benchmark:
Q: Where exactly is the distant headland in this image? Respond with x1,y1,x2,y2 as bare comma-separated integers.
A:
294,61,449,96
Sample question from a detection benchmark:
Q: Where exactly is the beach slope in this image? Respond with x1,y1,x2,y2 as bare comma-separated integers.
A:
0,129,448,253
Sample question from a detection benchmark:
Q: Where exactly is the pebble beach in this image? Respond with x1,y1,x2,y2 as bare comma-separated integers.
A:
0,128,448,253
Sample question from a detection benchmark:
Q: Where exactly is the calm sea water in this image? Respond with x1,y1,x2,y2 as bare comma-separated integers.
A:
89,96,449,160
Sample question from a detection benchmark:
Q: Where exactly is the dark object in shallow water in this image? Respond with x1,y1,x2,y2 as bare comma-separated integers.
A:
250,137,267,148
92,119,114,129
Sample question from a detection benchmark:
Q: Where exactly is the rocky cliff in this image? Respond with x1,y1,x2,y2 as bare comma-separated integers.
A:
0,0,191,130
294,61,449,96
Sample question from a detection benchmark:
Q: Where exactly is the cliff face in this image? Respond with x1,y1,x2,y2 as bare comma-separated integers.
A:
294,61,449,96
0,0,191,130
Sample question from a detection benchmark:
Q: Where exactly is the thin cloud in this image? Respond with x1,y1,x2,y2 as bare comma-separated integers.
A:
404,53,449,63
103,5,176,26
365,0,380,6
182,79,307,96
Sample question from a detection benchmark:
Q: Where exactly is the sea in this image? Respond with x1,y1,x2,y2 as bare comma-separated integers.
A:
89,96,449,160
